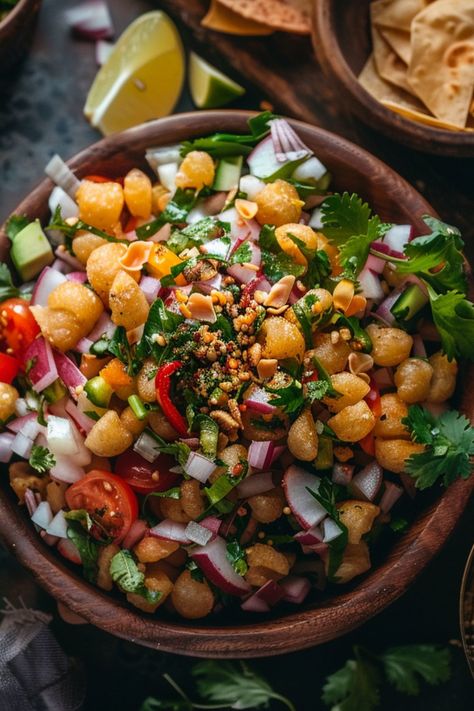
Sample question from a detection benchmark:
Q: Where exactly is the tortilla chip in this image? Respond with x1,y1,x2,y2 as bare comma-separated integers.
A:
372,26,413,94
379,27,412,65
216,0,311,35
371,0,426,32
202,0,274,35
407,0,474,128
382,100,474,132
359,54,426,112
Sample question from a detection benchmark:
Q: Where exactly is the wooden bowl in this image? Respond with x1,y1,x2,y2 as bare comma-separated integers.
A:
0,111,472,657
312,0,474,157
0,0,42,71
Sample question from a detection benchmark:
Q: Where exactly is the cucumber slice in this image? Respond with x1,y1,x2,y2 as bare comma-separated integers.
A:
391,284,429,323
213,155,243,191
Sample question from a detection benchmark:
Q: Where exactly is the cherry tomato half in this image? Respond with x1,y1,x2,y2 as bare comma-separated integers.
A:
65,470,138,543
0,298,40,358
115,450,180,494
0,352,20,384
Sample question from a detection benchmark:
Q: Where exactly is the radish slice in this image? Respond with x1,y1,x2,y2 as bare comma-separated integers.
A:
46,510,68,539
45,154,81,199
31,267,67,306
183,451,216,484
351,462,383,502
65,1,114,40
23,337,58,392
379,481,403,514
31,501,53,530
332,463,354,486
57,538,82,564
192,536,251,596
53,351,87,399
358,267,385,301
282,466,326,529
236,471,275,499
280,576,311,604
149,520,191,544
0,432,14,463
122,519,148,550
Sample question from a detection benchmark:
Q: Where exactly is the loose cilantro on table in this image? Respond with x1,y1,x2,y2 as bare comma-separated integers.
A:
109,550,161,604
180,111,279,158
0,263,21,301
28,444,55,473
5,214,30,241
322,644,451,710
226,540,248,576
402,405,474,490
321,193,392,277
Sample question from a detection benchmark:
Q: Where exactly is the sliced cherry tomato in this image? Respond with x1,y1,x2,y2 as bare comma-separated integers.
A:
359,432,376,456
0,298,40,358
115,450,180,494
0,352,21,384
65,470,138,543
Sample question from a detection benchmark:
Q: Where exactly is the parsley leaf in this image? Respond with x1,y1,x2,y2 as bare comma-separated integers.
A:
322,651,380,711
402,405,474,489
5,214,30,241
0,263,21,301
226,540,248,576
321,193,391,277
28,445,55,473
381,645,451,695
427,287,474,361
109,549,161,604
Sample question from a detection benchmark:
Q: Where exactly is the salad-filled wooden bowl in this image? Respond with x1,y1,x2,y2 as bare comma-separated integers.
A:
0,111,472,658
0,0,42,71
312,0,474,157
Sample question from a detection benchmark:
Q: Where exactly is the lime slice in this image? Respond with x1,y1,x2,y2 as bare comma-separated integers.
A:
84,11,185,136
189,52,245,109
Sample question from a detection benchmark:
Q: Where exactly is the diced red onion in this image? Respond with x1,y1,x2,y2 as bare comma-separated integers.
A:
412,334,427,358
54,247,84,271
157,162,178,193
65,1,114,40
66,271,87,283
384,224,413,254
217,208,260,242
199,516,221,540
86,310,115,341
45,155,81,199
41,530,60,547
248,440,281,470
254,580,284,606
53,351,86,398
332,463,354,486
236,471,275,499
31,501,53,530
191,536,251,596
227,246,261,283
183,451,216,484
46,510,68,539
280,576,311,604
133,431,159,463
122,519,148,550
294,524,324,546
379,481,404,514
239,174,265,200
46,415,78,456
51,258,73,274
57,538,82,564
241,595,270,613
351,462,383,502
358,267,385,301
48,186,79,221
365,253,386,274
75,338,93,354
293,155,327,182
145,144,181,173
371,240,404,260
23,337,58,392
244,386,276,415
139,276,161,303
24,489,39,517
31,267,67,306
11,431,34,458
149,520,191,544
302,541,329,558
270,119,312,163
374,289,404,326
95,38,114,65
49,455,85,484
195,273,223,294
400,473,417,499
0,432,14,463
282,465,326,529
7,412,38,434
372,367,394,389
185,521,213,546
65,399,94,435
322,517,343,543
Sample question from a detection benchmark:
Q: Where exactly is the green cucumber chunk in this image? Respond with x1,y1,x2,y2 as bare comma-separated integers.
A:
213,155,243,191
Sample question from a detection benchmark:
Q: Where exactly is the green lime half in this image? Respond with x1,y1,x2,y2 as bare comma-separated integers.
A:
189,51,245,109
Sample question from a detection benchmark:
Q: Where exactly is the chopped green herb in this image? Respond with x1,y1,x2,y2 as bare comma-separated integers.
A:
136,188,197,239
180,111,278,158
109,549,162,604
28,445,55,473
5,214,30,241
0,263,21,301
226,540,248,576
66,520,99,583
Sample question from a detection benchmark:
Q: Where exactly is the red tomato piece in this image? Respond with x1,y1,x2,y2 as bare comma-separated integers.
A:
65,470,138,543
0,352,20,384
115,450,180,494
0,298,40,358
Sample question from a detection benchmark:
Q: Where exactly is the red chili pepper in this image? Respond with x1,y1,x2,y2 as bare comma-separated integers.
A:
0,352,20,384
155,361,189,437
359,432,375,456
359,377,382,455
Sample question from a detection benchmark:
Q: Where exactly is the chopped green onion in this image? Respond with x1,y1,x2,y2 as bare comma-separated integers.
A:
128,394,148,421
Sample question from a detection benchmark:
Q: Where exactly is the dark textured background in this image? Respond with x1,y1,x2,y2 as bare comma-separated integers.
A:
0,1,472,709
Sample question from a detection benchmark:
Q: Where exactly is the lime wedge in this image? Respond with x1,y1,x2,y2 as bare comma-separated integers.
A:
189,52,245,109
84,11,185,136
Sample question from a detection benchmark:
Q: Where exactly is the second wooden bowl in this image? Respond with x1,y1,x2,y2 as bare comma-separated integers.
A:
0,0,42,71
0,111,473,657
312,0,474,157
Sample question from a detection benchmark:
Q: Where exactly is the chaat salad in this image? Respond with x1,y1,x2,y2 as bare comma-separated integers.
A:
1,113,473,619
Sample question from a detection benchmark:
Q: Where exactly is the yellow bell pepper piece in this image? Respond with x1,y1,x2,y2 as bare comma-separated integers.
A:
147,244,187,285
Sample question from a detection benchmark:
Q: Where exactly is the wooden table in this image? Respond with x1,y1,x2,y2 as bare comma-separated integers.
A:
0,1,472,708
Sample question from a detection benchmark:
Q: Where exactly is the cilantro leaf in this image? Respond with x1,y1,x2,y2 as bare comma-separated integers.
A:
28,445,55,473
402,405,474,489
146,428,191,467
226,540,248,576
0,263,21,301
5,214,30,241
427,287,474,361
307,477,348,580
66,520,99,583
287,233,332,289
322,652,380,711
167,217,229,255
136,298,184,362
47,206,126,253
141,698,191,711
230,240,252,265
266,378,305,416
136,188,198,239
306,379,330,402
107,326,135,375
109,549,161,604
396,232,466,294
321,193,391,276
259,225,305,283
381,645,451,695
180,111,278,158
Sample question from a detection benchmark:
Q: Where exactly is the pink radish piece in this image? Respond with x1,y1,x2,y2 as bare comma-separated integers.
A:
282,465,326,529
191,536,251,596
57,538,82,565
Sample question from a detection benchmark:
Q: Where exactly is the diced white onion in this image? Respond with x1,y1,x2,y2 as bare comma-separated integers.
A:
31,501,53,530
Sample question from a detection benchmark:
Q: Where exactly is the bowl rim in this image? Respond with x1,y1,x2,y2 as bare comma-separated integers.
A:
0,0,37,31
312,0,474,152
0,110,473,658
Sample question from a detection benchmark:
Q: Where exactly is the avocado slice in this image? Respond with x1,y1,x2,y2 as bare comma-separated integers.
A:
10,220,54,281
213,155,243,191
